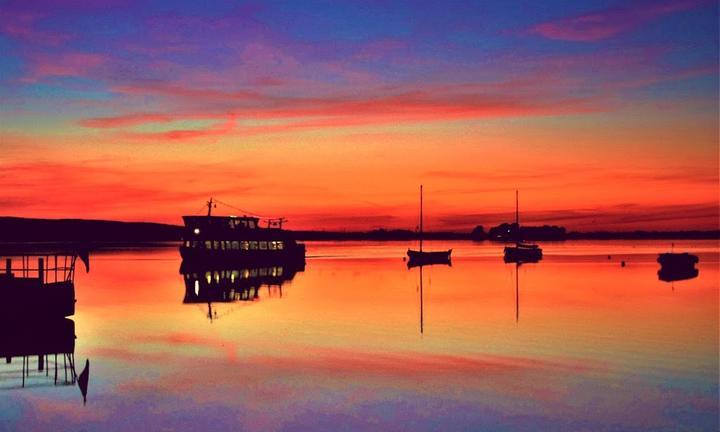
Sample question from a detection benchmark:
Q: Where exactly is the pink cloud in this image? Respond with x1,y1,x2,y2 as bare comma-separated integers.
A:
22,52,107,82
78,113,175,128
118,117,237,141
529,0,712,41
0,11,72,45
77,88,606,142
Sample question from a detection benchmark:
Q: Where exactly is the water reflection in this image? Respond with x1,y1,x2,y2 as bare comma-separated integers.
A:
0,241,717,431
180,259,305,321
510,261,537,323
0,318,89,403
658,266,699,283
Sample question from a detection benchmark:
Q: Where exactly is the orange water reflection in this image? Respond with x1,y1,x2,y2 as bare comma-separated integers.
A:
2,240,717,431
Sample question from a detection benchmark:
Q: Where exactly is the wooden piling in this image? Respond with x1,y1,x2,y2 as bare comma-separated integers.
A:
38,258,44,284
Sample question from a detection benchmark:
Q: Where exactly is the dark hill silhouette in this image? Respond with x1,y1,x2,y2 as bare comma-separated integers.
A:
0,217,717,243
0,217,181,242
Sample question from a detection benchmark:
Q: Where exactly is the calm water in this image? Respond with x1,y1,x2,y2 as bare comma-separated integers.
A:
1,240,718,431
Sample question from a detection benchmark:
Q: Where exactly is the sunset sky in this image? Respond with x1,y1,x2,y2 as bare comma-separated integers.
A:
1,0,718,231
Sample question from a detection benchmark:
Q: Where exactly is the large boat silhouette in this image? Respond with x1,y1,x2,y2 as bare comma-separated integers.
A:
180,198,306,264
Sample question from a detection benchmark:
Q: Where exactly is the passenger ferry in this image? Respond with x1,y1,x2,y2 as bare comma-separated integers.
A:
179,199,306,263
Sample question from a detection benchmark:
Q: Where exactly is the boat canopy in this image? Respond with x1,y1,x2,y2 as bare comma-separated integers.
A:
183,215,260,229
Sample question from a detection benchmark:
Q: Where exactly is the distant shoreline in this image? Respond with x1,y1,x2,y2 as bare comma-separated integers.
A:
0,216,717,243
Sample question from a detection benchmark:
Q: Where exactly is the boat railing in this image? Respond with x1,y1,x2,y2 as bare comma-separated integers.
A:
0,254,78,285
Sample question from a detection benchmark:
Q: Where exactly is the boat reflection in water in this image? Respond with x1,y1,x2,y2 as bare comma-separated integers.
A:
0,318,89,403
658,266,699,283
180,258,305,321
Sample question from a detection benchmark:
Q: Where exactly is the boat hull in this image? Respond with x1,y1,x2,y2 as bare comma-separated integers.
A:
407,249,452,267
503,245,543,263
657,252,698,268
0,279,75,320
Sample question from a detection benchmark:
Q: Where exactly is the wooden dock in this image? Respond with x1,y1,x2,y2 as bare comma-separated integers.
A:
0,253,81,320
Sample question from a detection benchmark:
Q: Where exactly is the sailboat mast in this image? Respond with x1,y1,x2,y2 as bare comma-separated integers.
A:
515,189,519,226
419,185,423,252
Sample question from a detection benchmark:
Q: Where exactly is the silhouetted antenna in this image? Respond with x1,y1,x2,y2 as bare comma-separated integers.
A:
206,198,217,217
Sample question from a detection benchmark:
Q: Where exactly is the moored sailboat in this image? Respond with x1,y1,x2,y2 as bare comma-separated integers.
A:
657,244,699,282
407,185,451,267
503,190,542,263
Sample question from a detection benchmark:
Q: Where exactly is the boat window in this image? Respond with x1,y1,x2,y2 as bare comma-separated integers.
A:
277,241,284,250
213,241,219,250
249,220,257,229
231,241,239,250
269,241,276,250
250,241,258,250
185,241,190,247
259,241,268,250
241,241,249,250
205,241,212,249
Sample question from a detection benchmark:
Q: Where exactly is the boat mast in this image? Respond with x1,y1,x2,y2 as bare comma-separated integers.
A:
515,189,520,245
206,198,215,217
419,185,423,252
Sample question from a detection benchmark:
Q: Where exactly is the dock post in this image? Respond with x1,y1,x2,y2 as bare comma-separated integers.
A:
5,258,10,276
38,258,44,284
38,354,44,371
